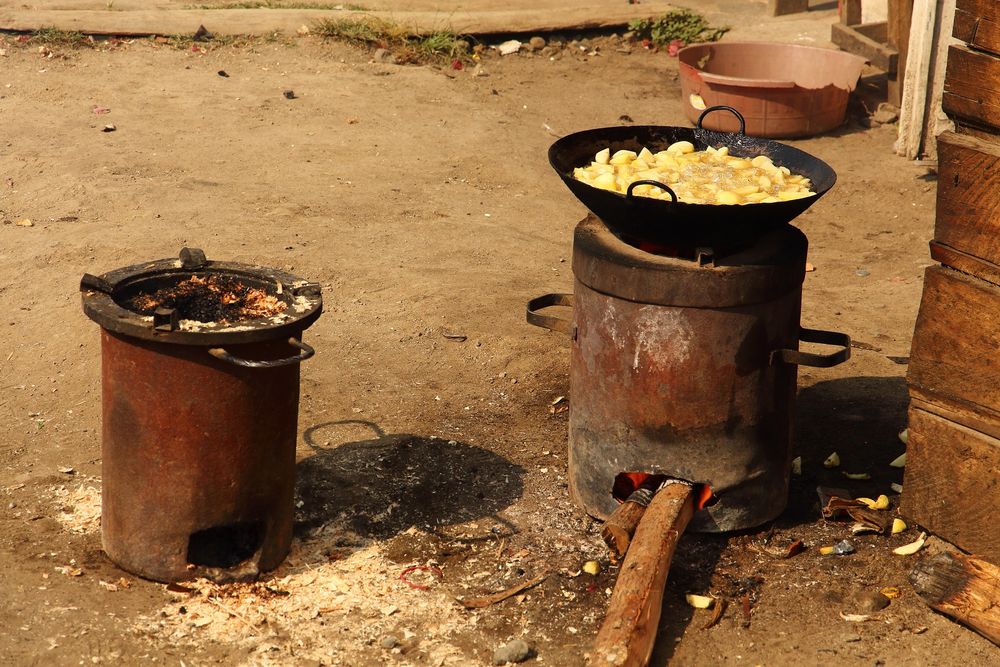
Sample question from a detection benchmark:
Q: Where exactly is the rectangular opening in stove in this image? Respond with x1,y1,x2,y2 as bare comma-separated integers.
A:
612,472,716,508
186,521,264,569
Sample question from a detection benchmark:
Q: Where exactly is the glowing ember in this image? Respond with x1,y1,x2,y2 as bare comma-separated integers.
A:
128,275,287,323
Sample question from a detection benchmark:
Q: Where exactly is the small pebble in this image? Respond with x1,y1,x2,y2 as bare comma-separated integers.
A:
493,639,531,665
855,269,870,277
843,633,862,643
102,124,116,132
380,635,399,649
528,36,546,51
853,590,890,613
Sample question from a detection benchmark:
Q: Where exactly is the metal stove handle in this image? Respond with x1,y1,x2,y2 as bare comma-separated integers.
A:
209,337,315,368
771,328,851,368
526,293,576,337
626,180,678,204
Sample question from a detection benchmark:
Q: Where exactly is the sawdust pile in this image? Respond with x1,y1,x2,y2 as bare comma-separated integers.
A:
53,483,101,534
138,524,477,666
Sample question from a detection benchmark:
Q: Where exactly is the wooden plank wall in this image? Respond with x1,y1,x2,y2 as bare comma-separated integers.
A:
905,0,1000,563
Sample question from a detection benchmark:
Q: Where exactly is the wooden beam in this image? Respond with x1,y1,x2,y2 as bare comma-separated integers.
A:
953,8,1000,55
0,4,677,37
956,0,1000,24
933,131,1000,265
842,0,863,25
908,266,1000,416
895,0,939,157
943,45,1000,132
832,21,899,72
770,0,810,17
910,550,1000,646
889,0,916,106
901,407,1000,562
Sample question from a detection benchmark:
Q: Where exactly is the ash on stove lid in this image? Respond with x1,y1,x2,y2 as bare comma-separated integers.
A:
81,247,323,345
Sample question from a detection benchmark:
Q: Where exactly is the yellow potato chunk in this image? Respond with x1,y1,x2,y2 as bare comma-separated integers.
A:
572,143,817,205
667,141,695,155
609,149,637,165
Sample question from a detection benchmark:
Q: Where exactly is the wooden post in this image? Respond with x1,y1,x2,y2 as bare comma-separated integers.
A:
770,0,810,17
593,483,695,667
842,0,864,25
910,550,1000,646
888,0,915,106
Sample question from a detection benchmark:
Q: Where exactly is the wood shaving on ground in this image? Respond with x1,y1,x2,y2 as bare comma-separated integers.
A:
136,523,476,666
52,483,101,534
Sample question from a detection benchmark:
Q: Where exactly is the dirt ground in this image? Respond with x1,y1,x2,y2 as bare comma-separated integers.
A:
1,9,998,667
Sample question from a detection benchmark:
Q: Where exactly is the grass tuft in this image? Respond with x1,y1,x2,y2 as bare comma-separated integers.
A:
628,9,728,47
30,28,93,47
313,17,468,64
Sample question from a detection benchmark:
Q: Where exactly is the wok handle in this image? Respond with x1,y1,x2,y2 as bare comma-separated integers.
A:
209,337,315,368
771,328,851,368
526,293,576,337
697,105,747,135
625,180,678,203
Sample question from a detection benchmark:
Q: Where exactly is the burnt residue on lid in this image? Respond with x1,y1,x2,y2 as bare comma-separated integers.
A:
81,247,323,345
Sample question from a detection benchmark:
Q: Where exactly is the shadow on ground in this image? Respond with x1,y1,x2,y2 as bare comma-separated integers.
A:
295,420,525,541
786,375,909,523
650,534,728,665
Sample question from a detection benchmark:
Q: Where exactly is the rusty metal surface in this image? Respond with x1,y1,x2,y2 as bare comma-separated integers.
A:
572,214,808,308
100,329,304,582
81,248,322,346
565,215,811,532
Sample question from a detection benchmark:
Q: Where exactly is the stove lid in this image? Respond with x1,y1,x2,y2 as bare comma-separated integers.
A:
81,248,322,345
572,214,808,307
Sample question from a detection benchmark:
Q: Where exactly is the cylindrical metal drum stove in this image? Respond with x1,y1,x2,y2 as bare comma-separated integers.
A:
81,248,322,582
528,215,849,532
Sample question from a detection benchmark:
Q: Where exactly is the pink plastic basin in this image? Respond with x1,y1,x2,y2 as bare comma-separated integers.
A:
678,42,867,138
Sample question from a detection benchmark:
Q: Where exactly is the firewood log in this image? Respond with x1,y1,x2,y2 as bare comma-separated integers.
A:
910,549,1000,646
593,482,695,667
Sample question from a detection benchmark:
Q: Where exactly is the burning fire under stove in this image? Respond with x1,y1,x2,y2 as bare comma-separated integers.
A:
80,247,322,583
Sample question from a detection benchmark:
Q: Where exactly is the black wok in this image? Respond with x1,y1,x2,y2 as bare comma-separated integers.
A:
548,107,837,249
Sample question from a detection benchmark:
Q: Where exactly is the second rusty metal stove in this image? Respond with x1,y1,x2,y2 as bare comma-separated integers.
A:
528,215,850,532
81,248,322,583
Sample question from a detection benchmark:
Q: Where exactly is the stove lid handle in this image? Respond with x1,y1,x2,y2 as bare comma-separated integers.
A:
771,328,851,368
526,293,576,338
208,337,314,368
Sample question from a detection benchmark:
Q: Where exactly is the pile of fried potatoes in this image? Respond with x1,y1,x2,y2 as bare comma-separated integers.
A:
572,141,816,205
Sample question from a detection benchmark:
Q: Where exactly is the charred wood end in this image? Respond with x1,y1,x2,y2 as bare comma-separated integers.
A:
909,551,970,607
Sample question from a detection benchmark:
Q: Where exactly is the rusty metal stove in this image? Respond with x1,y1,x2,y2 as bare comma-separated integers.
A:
528,215,850,532
81,248,322,583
